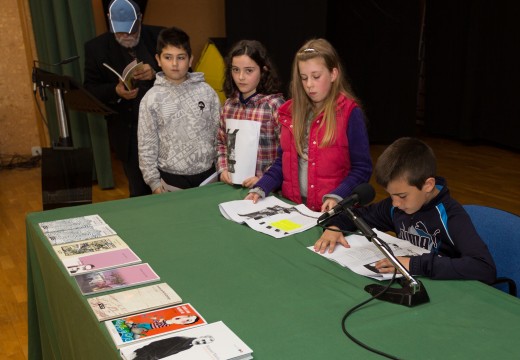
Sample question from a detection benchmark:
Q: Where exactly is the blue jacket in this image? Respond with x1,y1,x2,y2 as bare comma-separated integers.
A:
328,177,497,284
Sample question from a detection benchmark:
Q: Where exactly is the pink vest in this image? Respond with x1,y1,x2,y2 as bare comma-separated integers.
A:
279,94,357,211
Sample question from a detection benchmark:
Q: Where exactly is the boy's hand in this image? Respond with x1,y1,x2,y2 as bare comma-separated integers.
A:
374,256,410,273
314,227,350,254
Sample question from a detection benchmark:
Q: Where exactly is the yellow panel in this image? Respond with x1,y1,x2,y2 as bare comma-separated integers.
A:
195,41,226,104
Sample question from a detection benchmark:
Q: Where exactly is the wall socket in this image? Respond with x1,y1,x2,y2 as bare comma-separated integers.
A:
31,146,42,156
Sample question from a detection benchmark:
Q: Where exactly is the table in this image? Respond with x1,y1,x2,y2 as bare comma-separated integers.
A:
27,183,520,359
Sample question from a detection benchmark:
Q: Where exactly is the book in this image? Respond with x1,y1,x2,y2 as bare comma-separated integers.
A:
103,59,144,90
105,303,207,349
74,263,160,295
53,234,129,258
61,248,141,276
120,321,253,360
219,196,322,238
309,229,429,281
87,283,182,321
39,214,108,233
39,214,116,245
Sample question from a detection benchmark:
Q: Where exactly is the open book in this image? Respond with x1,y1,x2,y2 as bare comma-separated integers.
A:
103,59,144,90
219,196,322,238
309,229,429,281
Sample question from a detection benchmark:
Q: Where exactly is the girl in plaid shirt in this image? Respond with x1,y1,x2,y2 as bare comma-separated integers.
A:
217,40,285,188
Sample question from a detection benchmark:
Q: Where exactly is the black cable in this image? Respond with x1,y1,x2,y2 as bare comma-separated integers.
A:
0,153,41,170
317,217,403,358
341,272,402,360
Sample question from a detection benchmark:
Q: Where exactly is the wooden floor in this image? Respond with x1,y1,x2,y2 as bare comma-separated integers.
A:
0,136,519,359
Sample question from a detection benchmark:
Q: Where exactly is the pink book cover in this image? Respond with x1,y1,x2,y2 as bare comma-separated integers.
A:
61,248,141,276
74,263,160,295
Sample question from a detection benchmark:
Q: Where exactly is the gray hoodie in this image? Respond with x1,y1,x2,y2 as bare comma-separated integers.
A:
138,72,221,192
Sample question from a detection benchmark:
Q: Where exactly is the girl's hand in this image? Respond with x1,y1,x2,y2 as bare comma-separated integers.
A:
242,176,259,189
220,170,233,185
244,192,261,203
321,198,338,212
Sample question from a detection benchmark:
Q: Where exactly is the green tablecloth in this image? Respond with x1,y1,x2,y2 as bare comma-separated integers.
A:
27,183,520,359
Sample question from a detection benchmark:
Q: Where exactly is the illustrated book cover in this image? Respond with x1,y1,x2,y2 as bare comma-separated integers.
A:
219,196,322,238
39,214,108,233
40,214,116,245
74,263,160,295
309,229,429,280
60,247,141,276
87,283,182,321
120,321,253,360
53,235,129,260
105,303,207,348
103,59,143,90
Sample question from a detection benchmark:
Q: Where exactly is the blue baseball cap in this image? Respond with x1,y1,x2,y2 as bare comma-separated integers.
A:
109,0,141,33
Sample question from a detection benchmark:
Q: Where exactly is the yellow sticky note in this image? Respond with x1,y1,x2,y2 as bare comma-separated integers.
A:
270,219,302,232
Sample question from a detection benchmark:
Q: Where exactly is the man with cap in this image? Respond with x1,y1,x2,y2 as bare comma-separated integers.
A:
84,0,164,197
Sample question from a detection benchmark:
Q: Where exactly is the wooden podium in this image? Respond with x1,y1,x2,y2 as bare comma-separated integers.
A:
33,67,114,210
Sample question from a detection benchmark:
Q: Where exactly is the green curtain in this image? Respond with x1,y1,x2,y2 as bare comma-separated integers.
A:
29,0,114,189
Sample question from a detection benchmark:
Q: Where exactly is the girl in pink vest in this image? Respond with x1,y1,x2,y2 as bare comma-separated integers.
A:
246,38,372,212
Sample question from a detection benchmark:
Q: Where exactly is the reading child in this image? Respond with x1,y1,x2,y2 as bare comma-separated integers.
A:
138,27,220,193
217,40,285,188
246,38,372,212
314,137,497,284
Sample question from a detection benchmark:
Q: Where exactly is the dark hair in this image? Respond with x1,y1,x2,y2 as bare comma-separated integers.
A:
222,39,281,98
156,27,191,58
375,137,437,189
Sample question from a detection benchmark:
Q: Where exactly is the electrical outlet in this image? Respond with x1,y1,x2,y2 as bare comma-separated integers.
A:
31,146,42,156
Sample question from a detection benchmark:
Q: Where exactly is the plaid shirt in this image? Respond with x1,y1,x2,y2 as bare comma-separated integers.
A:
217,92,285,177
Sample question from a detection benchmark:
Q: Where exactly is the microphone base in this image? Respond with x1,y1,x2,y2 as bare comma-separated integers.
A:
364,278,430,307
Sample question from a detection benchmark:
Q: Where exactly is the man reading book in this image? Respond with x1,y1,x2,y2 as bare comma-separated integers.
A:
84,0,164,197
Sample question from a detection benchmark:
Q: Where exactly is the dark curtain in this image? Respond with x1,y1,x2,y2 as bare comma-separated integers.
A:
328,0,422,144
226,0,421,144
424,0,520,150
29,0,114,188
226,0,328,95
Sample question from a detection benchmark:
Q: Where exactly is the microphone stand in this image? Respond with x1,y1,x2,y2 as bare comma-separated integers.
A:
344,208,429,307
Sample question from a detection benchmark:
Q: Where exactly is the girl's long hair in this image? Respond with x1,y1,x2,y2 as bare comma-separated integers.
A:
289,38,360,156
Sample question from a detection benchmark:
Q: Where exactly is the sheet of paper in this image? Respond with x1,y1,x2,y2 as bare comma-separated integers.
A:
219,196,322,238
309,229,429,280
225,119,261,184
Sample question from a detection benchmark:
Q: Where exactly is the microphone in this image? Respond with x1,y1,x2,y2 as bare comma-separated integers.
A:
318,183,375,222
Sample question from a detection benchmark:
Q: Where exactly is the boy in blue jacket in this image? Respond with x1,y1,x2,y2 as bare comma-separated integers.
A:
314,137,496,284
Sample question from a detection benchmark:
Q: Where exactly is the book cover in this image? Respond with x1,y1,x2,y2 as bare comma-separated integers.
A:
39,214,108,233
43,223,117,246
74,263,160,295
87,283,182,321
105,303,207,349
53,235,129,260
61,248,141,276
103,59,144,90
120,321,253,360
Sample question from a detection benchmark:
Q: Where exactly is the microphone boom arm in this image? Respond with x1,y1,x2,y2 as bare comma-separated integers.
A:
344,208,429,306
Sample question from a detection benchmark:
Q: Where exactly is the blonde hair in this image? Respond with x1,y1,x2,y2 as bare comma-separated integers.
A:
289,38,359,156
